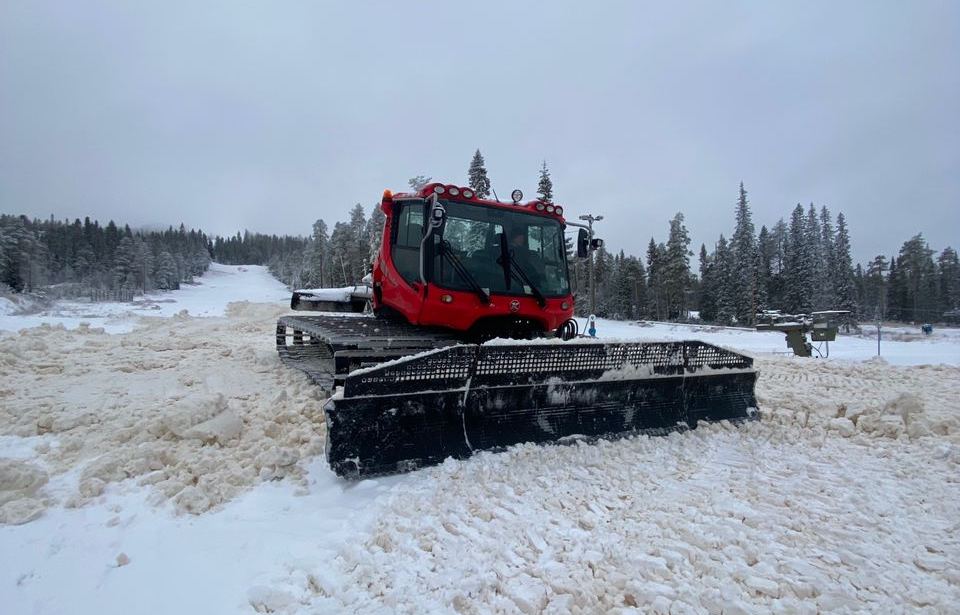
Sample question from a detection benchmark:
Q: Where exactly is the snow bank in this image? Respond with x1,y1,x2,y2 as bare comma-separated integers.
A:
0,302,325,522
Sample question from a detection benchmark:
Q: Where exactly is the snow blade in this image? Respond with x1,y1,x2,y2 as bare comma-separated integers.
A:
324,341,758,478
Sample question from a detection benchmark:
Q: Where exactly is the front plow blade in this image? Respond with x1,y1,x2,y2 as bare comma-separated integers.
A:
324,341,758,478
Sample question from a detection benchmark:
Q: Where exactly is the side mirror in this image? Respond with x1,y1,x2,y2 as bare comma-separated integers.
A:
577,229,589,258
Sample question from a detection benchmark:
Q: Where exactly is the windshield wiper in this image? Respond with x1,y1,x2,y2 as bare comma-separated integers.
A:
506,250,547,308
439,240,490,304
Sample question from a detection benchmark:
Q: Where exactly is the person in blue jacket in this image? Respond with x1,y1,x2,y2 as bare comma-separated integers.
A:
587,314,597,337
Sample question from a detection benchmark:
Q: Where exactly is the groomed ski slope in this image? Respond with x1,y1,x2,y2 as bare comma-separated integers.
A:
1,265,958,614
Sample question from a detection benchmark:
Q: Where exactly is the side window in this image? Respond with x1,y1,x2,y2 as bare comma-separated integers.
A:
392,203,424,284
396,206,424,247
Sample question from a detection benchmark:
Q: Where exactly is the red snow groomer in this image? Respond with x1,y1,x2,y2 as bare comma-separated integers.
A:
277,183,758,478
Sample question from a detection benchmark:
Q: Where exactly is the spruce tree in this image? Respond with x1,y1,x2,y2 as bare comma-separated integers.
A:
784,204,812,314
832,212,858,316
896,234,937,321
646,238,664,320
865,255,888,318
714,235,735,324
937,247,960,312
805,204,824,309
664,212,692,319
154,251,179,290
367,204,386,265
408,176,432,191
730,182,757,323
536,161,554,202
698,243,717,321
819,206,837,308
756,225,774,312
467,150,491,199
302,219,329,288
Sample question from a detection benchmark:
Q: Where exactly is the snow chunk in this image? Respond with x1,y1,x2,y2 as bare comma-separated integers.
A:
0,497,45,525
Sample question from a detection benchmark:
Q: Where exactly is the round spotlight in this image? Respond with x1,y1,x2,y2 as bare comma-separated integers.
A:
511,189,523,203
536,203,545,211
554,206,563,215
440,294,454,304
463,189,474,199
546,205,555,213
448,186,460,196
561,301,570,310
433,185,445,194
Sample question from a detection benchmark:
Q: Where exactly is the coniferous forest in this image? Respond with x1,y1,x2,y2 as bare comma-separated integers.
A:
2,153,957,324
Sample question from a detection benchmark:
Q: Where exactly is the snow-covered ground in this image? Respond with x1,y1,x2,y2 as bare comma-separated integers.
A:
577,317,960,367
1,267,958,614
0,262,290,334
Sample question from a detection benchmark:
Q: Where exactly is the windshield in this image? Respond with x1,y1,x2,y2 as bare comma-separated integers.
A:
430,200,570,297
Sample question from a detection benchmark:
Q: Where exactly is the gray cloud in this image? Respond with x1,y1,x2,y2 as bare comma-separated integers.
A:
1,1,957,264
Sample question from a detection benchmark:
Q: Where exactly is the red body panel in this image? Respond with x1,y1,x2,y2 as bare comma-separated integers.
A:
372,183,575,334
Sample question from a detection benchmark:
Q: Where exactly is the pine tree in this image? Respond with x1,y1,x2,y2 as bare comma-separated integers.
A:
367,204,386,266
646,238,665,320
302,219,329,288
938,247,960,312
865,255,888,318
730,182,757,323
467,150,491,199
536,161,554,202
698,243,717,321
346,204,369,283
896,234,937,322
819,206,837,308
629,256,647,319
886,256,906,320
408,176,432,191
154,251,179,290
756,225,774,312
784,204,813,314
714,235,735,324
592,244,613,317
832,212,858,316
664,212,692,319
805,204,825,310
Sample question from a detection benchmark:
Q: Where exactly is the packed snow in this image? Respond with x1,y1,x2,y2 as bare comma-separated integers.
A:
1,266,958,614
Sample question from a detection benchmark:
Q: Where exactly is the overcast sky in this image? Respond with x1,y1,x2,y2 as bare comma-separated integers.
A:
1,1,957,264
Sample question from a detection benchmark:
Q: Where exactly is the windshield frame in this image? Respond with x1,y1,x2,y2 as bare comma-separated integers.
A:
427,199,571,298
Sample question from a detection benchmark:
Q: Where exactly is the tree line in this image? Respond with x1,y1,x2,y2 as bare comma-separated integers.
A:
0,214,211,292
4,150,957,324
